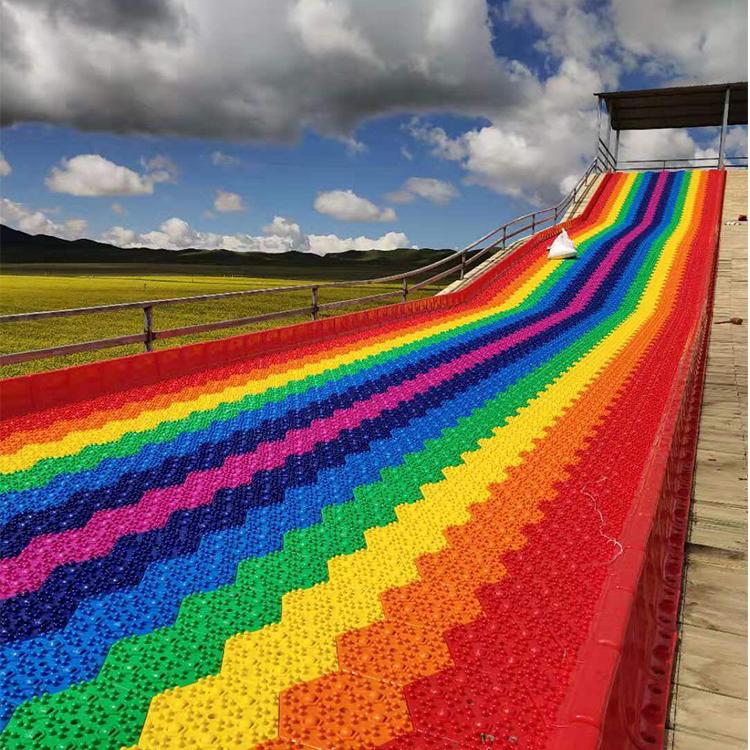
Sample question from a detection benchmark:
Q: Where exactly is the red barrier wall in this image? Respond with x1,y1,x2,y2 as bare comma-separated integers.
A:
0,176,612,419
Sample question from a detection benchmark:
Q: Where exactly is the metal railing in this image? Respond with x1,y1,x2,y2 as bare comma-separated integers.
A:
0,157,611,367
615,155,748,171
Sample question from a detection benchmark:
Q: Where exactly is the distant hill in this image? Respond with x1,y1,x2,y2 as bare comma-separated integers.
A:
0,225,457,281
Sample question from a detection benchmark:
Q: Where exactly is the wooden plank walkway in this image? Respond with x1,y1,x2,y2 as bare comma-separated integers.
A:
666,169,748,749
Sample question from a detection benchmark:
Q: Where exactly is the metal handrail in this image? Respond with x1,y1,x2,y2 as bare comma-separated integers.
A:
597,139,618,171
616,155,748,171
0,157,607,367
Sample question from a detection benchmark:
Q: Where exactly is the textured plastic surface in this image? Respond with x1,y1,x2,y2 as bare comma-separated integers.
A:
0,220,564,420
0,170,725,750
549,169,726,750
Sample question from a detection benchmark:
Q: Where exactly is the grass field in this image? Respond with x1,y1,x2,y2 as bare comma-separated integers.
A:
0,271,438,378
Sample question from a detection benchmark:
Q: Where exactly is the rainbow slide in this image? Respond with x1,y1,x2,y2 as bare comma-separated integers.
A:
0,169,725,749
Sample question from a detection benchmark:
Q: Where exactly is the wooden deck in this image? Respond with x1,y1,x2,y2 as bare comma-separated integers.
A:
666,169,748,749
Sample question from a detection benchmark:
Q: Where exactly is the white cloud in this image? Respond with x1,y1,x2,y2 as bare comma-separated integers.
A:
288,0,379,64
314,189,396,222
3,0,745,220
141,154,179,184
214,189,246,213
400,146,414,161
725,127,748,157
503,0,616,73
0,196,88,239
101,226,137,246
385,189,415,205
46,154,155,196
0,152,11,177
63,217,88,239
619,129,716,165
98,214,410,255
409,57,604,203
612,0,747,82
402,0,745,205
386,177,458,205
111,202,126,215
211,151,242,166
1,0,525,142
309,230,408,255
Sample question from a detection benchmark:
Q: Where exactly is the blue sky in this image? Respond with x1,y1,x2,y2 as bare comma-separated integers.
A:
0,0,746,254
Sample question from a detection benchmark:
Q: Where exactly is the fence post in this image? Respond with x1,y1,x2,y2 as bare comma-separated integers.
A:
143,305,154,352
402,277,408,303
531,214,536,235
460,250,467,280
310,286,319,320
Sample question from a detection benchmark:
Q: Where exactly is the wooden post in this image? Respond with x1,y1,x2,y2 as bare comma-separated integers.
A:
310,286,319,320
460,250,467,280
143,305,154,352
401,277,408,302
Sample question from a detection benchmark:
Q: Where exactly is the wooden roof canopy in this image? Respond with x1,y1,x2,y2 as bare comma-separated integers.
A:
595,82,748,131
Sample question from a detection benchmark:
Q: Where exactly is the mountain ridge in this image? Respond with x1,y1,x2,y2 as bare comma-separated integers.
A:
0,224,455,273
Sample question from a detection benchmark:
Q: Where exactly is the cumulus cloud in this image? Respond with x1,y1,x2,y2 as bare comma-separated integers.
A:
62,217,88,238
20,0,187,43
3,0,745,211
101,225,137,245
724,127,748,157
0,197,88,238
0,152,11,177
141,154,179,184
386,177,458,205
99,213,410,255
408,57,605,203
309,230,408,254
211,151,241,166
402,0,746,204
619,129,718,166
611,0,747,82
45,154,169,196
0,0,525,141
213,189,246,213
314,189,396,222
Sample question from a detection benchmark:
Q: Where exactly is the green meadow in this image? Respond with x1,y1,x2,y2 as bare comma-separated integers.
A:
0,269,438,378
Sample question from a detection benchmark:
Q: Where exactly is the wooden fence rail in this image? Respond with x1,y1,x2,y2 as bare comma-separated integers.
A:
0,156,610,366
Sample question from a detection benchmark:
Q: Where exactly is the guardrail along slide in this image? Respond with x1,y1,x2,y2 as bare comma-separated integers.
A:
0,168,726,750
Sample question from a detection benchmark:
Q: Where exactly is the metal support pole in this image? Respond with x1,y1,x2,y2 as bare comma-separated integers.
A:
613,129,620,170
605,104,612,155
718,86,731,169
401,277,408,302
531,214,536,235
310,286,319,320
459,250,467,280
594,96,602,160
143,305,154,352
